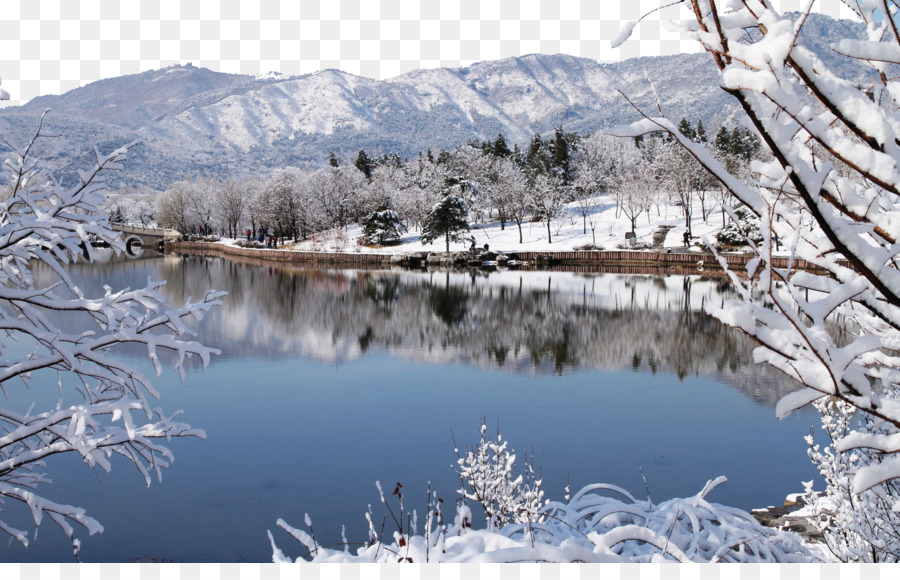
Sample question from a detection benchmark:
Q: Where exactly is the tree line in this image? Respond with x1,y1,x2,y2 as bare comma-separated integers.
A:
109,121,759,247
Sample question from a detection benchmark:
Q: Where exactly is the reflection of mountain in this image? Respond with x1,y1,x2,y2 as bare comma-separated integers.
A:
75,255,793,409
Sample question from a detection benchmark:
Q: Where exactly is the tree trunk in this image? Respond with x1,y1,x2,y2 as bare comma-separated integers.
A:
546,219,552,244
517,220,523,244
445,232,450,252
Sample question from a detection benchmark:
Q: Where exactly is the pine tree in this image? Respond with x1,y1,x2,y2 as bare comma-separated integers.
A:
355,149,374,180
492,133,511,158
420,179,470,252
361,200,406,245
677,118,696,141
551,126,571,184
695,119,707,143
329,152,340,168
714,125,731,157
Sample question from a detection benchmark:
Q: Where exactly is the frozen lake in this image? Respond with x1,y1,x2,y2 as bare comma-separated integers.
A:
5,252,821,562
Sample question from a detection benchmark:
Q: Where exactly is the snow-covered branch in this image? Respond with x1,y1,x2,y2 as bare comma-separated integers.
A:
613,0,900,562
0,107,222,558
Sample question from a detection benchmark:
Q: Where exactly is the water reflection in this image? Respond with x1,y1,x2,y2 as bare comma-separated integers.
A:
16,251,820,563
67,254,799,409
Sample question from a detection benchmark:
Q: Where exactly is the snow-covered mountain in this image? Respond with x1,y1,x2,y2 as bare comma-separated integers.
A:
0,13,868,190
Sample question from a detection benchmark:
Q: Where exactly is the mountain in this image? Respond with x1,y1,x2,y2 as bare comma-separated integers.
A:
0,13,868,190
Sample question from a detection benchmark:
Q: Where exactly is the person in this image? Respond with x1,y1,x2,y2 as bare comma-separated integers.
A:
246,229,251,241
683,231,690,247
469,236,476,253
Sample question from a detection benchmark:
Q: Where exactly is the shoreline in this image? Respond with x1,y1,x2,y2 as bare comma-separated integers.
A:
164,240,827,273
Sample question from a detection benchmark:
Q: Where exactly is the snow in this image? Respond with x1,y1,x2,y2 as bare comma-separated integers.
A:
219,196,736,256
270,476,821,563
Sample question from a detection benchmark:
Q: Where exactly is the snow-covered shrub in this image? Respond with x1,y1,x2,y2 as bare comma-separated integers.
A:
454,421,544,529
269,427,819,563
715,208,760,246
0,110,222,558
803,397,900,562
361,200,406,245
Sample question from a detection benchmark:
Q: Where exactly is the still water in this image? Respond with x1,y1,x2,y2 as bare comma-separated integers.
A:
4,252,821,562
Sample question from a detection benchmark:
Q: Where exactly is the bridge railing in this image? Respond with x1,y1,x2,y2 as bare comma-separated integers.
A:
111,224,181,238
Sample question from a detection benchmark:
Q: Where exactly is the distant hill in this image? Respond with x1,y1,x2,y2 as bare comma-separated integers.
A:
0,13,869,190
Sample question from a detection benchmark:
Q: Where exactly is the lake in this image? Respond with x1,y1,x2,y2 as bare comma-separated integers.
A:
3,251,822,562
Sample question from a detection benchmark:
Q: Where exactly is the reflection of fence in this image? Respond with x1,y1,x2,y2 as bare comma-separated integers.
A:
512,250,832,271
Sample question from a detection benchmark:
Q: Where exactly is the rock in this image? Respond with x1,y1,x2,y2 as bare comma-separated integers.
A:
751,494,825,544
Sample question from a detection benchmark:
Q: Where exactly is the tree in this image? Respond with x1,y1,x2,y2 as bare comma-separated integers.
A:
0,110,222,557
215,177,248,239
527,171,565,243
355,149,374,181
613,1,900,562
495,157,530,244
361,200,406,245
420,179,470,252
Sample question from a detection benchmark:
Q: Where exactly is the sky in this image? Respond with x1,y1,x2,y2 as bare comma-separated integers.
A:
0,1,855,108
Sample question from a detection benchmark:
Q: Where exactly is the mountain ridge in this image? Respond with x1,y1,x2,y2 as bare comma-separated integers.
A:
0,13,867,190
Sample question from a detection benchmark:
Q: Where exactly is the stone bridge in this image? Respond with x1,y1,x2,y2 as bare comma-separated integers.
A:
111,224,181,254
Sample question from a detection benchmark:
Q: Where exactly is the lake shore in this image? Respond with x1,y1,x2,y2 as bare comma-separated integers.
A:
164,239,828,274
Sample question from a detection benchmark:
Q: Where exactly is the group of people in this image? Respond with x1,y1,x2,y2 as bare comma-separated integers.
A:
247,229,281,248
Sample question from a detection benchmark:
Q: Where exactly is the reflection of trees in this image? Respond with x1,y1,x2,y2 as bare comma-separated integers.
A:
61,255,801,407
428,272,469,327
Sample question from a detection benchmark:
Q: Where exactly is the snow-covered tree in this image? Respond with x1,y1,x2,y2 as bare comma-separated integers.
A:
493,157,529,242
361,200,406,246
156,179,191,234
420,180,470,252
396,156,445,232
215,177,249,239
0,110,222,557
612,0,900,562
527,171,565,243
572,133,617,240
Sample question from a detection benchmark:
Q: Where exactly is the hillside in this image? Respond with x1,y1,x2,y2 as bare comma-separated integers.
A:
0,13,868,190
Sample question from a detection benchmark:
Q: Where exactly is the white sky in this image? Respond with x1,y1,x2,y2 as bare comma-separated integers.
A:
0,0,855,108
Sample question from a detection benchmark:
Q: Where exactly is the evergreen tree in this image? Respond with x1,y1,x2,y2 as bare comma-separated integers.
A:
677,118,696,141
361,200,406,245
110,206,125,224
526,134,552,174
355,150,374,180
492,133,511,158
420,179,470,252
695,119,708,143
550,126,579,184
714,125,731,157
329,152,340,168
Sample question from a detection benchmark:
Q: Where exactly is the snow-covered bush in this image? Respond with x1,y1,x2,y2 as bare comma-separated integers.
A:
361,200,406,245
611,0,900,563
269,427,819,563
453,421,544,529
803,397,900,562
0,110,222,558
715,208,761,246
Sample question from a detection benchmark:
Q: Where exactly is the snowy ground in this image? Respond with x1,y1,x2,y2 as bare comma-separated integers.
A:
224,199,734,255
